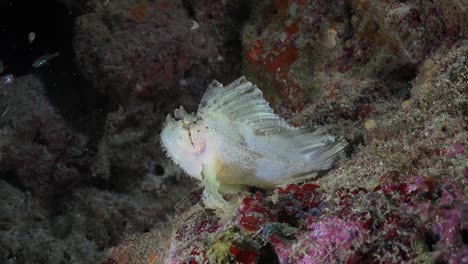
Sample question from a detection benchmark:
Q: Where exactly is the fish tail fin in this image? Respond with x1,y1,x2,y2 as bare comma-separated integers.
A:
304,139,348,171
269,139,347,187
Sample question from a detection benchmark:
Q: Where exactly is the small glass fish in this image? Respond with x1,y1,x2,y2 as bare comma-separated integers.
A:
0,74,14,85
32,52,60,68
28,32,36,44
1,104,11,118
160,77,347,209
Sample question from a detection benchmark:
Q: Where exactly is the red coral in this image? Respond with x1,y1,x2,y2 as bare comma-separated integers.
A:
182,248,208,264
277,183,321,211
238,192,276,232
100,258,117,264
175,214,219,241
246,40,264,64
229,245,257,264
247,40,299,73
440,142,465,158
353,104,373,120
264,43,299,73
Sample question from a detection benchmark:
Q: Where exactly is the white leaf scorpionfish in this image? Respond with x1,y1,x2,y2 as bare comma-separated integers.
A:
160,77,347,209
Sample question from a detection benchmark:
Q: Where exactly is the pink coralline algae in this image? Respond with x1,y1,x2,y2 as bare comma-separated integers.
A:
295,217,366,264
440,142,465,158
434,207,463,246
103,168,467,264
432,205,468,263
159,171,466,263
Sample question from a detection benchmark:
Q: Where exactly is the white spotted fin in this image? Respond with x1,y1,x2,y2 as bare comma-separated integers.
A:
160,76,347,209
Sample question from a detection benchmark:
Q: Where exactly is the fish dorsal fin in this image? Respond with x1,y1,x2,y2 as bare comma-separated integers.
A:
199,76,293,135
198,76,347,167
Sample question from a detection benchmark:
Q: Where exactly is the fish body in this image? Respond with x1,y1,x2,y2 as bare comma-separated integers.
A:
161,77,347,208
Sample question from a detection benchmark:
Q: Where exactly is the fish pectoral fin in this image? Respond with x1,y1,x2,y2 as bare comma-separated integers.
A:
202,165,229,209
218,183,244,194
202,189,228,209
198,76,348,167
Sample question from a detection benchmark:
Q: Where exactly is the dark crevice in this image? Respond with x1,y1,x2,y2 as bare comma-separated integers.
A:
0,170,28,193
257,243,280,264
424,231,440,251
222,0,252,63
381,64,418,101
153,164,165,176
163,174,179,185
386,64,418,83
461,228,468,244
84,176,114,192
277,213,299,228
248,186,268,196
108,166,142,193
181,0,196,19
345,133,364,156
33,129,48,146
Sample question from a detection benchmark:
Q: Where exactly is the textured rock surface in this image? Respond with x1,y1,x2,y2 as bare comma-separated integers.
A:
73,0,248,103
0,75,91,207
103,0,467,263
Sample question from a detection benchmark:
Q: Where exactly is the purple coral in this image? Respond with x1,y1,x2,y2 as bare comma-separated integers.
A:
295,217,366,264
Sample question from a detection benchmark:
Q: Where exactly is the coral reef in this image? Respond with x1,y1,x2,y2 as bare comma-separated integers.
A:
106,43,467,263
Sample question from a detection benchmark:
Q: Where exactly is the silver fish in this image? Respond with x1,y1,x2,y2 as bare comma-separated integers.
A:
160,77,347,209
